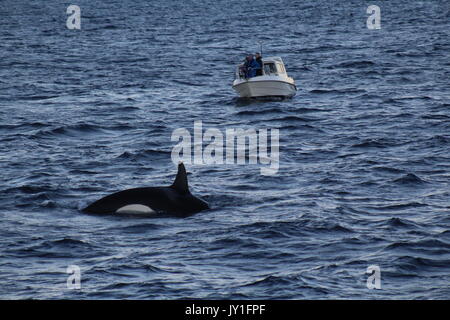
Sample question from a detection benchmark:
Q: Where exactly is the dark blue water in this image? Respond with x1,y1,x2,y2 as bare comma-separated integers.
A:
1,0,449,299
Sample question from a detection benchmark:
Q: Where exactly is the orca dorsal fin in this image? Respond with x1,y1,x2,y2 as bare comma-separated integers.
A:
171,162,189,194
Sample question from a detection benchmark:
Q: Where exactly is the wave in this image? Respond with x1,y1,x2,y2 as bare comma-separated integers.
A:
234,220,354,240
235,108,286,116
351,139,389,149
372,202,427,212
50,238,91,247
386,217,420,228
3,185,46,194
385,239,450,251
393,255,450,272
421,114,450,120
392,173,427,185
0,122,49,131
172,79,205,87
117,149,170,160
8,238,97,259
19,94,60,101
372,166,406,174
266,115,318,123
35,123,105,138
310,88,366,94
238,274,330,297
109,223,163,233
332,60,375,69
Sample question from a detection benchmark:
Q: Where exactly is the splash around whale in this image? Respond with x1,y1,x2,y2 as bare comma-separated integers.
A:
82,163,209,217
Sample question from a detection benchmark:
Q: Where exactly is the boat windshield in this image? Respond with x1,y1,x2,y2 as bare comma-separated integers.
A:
236,60,286,79
264,62,278,75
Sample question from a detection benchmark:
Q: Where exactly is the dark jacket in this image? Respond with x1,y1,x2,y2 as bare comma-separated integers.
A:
255,57,263,76
244,58,259,78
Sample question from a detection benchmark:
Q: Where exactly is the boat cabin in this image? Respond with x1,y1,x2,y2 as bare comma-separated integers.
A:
236,56,288,79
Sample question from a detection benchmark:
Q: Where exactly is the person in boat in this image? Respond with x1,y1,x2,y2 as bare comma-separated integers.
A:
255,52,263,76
244,54,259,79
239,64,247,78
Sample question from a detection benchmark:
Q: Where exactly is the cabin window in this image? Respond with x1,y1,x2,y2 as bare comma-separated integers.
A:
277,63,286,74
264,63,278,75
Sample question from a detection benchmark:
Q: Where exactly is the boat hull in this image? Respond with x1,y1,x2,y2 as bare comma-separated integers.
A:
232,79,297,98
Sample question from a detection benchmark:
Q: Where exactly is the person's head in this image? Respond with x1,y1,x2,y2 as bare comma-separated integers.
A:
246,54,254,61
255,52,261,59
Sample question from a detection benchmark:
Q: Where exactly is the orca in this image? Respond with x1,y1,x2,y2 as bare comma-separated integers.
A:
82,163,209,217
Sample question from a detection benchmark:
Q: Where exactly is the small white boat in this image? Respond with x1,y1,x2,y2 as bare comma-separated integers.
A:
232,56,297,98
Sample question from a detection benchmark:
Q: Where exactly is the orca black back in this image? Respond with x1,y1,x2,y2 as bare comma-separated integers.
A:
82,163,209,217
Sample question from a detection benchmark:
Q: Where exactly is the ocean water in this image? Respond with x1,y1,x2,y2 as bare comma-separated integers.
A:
0,0,449,299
